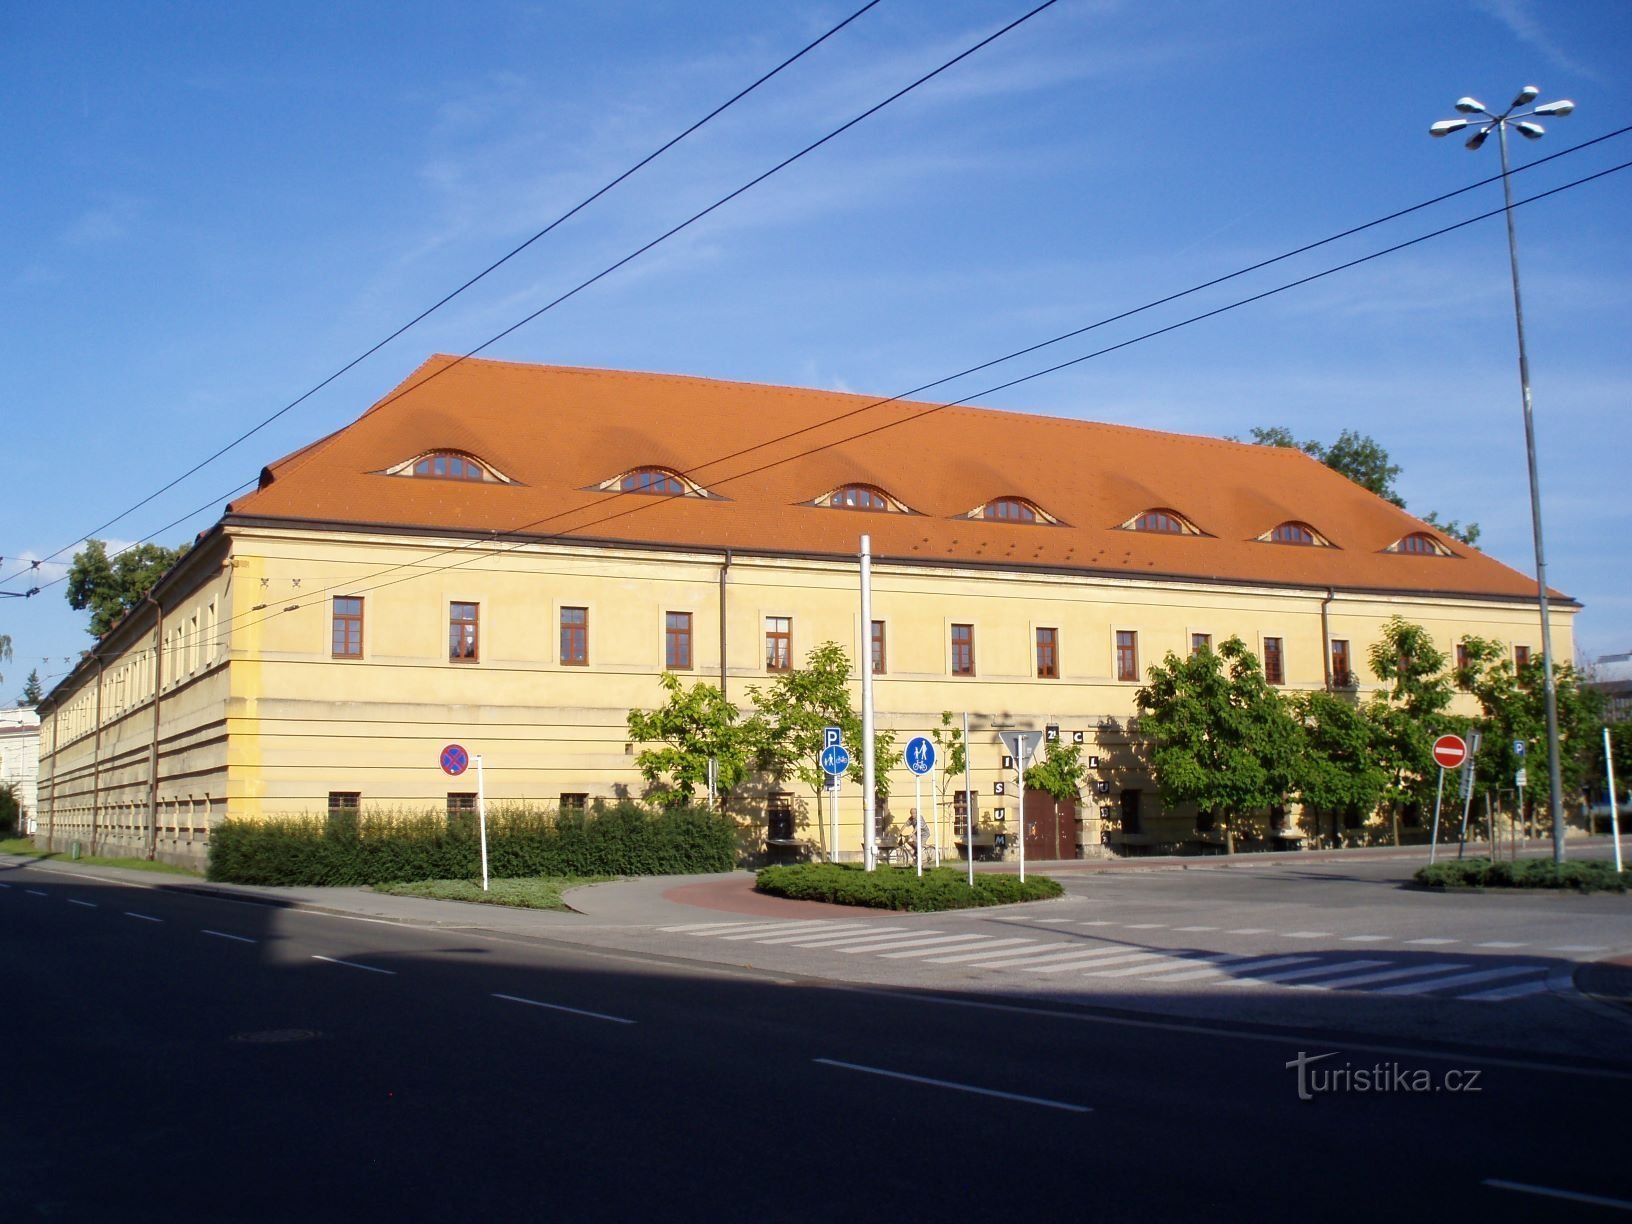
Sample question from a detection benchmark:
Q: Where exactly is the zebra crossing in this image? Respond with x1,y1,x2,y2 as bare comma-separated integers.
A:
656,917,1559,1002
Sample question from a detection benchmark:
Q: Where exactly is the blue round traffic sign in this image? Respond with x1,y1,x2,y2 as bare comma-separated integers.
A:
905,736,936,776
820,744,851,775
440,744,469,776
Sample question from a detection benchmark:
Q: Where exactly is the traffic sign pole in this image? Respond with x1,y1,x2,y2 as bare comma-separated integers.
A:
1429,766,1447,865
476,754,489,892
1607,726,1623,875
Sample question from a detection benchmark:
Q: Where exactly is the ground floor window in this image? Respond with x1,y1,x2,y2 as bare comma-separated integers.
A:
768,792,794,841
559,793,588,811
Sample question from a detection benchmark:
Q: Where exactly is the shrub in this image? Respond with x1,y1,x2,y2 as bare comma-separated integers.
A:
1414,857,1628,893
208,802,736,886
755,863,1064,912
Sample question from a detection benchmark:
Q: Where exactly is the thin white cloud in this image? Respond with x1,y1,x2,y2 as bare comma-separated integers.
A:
1472,0,1604,82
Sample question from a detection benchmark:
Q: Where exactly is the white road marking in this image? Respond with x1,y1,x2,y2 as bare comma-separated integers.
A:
1123,923,1166,929
1034,917,1076,924
660,920,799,933
1550,944,1608,953
311,955,395,976
203,930,257,944
1341,935,1389,942
1173,925,1217,932
957,945,1131,970
1375,966,1540,996
1177,955,1317,983
67,899,98,908
1225,959,1389,987
1407,937,1458,945
25,889,48,897
1482,1178,1632,1212
1475,941,1528,949
493,992,635,1025
880,937,1014,959
124,911,163,923
714,921,850,941
783,929,946,949
1226,928,1270,935
1460,978,1553,1002
1280,931,1332,939
1103,953,1264,980
919,939,1043,964
814,1058,1090,1114
1295,963,1467,992
751,925,894,945
1078,920,1115,927
839,933,972,954
1021,948,1174,974
1084,954,1219,978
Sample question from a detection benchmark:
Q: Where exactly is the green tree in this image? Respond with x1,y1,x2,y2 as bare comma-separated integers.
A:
1025,738,1088,806
625,673,755,808
1456,638,1605,825
1135,637,1302,852
1292,690,1388,844
1365,616,1459,845
0,632,10,687
19,668,43,706
66,539,187,638
1243,427,1479,544
747,641,900,806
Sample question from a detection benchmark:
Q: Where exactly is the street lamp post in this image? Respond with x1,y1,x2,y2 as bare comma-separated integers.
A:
1431,85,1575,864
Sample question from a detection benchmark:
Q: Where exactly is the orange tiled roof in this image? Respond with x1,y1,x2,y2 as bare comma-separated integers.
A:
226,355,1563,604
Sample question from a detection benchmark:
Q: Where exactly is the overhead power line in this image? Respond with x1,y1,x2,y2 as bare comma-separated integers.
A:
0,0,886,591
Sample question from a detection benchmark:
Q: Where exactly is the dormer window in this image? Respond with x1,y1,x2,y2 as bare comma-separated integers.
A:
968,497,1056,524
1388,532,1452,557
385,450,509,483
1119,509,1200,535
599,467,710,497
817,484,909,513
1260,521,1333,547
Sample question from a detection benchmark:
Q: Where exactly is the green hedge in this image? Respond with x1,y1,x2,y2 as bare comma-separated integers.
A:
1415,857,1629,893
208,803,737,886
755,863,1064,912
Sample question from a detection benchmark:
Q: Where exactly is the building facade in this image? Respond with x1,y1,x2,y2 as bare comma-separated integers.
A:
34,357,1577,866
1,705,41,832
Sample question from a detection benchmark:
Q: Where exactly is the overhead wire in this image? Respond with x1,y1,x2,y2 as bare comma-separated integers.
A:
0,0,887,591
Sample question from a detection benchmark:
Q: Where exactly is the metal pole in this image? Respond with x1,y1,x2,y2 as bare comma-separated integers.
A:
1429,766,1446,864
828,775,838,864
1495,123,1567,864
860,534,876,872
914,775,923,878
476,753,490,892
1457,764,1477,860
963,712,974,888
1486,791,1496,861
1016,753,1026,884
1607,726,1623,875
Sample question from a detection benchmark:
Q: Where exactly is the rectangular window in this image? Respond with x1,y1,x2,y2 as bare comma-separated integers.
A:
1116,630,1139,682
1331,639,1352,688
1263,637,1285,685
765,616,792,672
767,792,794,842
951,624,975,676
953,789,978,838
1190,633,1211,657
447,792,476,817
449,602,479,662
1514,645,1531,669
665,611,692,670
560,606,588,666
1455,643,1470,689
871,620,886,675
1036,627,1059,678
559,793,588,811
333,596,364,658
327,791,360,835
1121,789,1143,835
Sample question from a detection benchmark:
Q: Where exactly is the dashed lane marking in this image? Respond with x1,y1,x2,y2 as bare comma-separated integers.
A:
814,1058,1091,1114
1407,938,1458,945
311,955,395,976
1226,928,1270,935
67,899,97,909
1476,941,1529,949
1342,935,1389,942
24,889,48,897
124,912,162,923
1173,925,1217,932
1281,931,1332,939
203,930,257,944
1550,944,1608,953
493,993,635,1025
1123,923,1167,929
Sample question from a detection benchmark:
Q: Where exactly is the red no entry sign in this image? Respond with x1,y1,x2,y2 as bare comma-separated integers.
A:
1432,734,1468,770
440,744,469,776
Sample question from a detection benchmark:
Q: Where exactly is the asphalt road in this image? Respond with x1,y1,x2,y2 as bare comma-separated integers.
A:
4,858,1629,1222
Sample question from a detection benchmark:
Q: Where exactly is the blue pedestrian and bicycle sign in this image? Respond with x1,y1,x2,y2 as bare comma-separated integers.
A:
440,743,470,776
905,736,936,776
820,744,851,775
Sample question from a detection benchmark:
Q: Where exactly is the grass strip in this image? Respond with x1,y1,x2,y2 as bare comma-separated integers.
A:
372,876,613,910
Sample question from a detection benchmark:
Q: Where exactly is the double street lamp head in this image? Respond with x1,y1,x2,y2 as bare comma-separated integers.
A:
1430,85,1574,149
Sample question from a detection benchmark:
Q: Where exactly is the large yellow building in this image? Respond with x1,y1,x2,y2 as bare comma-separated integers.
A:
35,356,1574,867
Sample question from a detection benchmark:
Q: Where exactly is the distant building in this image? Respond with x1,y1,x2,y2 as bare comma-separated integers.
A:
0,705,41,832
33,356,1578,866
1589,650,1632,722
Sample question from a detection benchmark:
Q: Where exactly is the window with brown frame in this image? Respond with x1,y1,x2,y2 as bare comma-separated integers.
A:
1270,522,1317,545
1456,643,1471,688
951,624,975,676
871,620,886,675
559,793,588,811
1116,630,1139,682
447,792,476,819
620,468,686,495
1036,627,1059,678
665,612,692,670
831,485,891,511
332,596,363,659
1395,532,1443,555
560,606,588,666
1264,637,1285,685
1331,639,1352,687
765,617,792,672
449,602,479,662
1132,510,1186,534
1190,633,1211,656
1514,645,1531,669
983,498,1038,523
412,452,485,481
767,792,794,841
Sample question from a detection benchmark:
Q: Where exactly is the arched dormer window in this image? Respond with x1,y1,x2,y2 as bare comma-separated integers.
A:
1118,508,1200,535
967,496,1057,524
820,484,906,513
1388,532,1452,557
1259,520,1332,547
385,450,509,483
598,467,710,498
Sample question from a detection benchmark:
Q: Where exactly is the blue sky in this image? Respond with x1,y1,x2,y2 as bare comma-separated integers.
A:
3,0,1629,697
